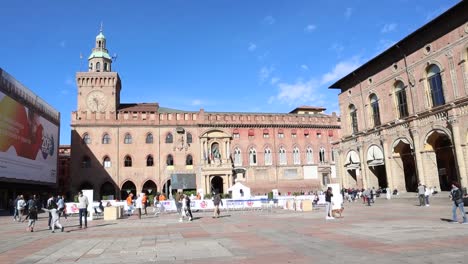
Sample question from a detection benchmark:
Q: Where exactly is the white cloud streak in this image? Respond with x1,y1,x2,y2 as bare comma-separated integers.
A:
248,43,257,52
304,24,317,33
259,66,275,83
381,23,397,33
269,57,362,106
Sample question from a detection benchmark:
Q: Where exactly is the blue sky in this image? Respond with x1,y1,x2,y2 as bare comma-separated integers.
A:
0,0,460,144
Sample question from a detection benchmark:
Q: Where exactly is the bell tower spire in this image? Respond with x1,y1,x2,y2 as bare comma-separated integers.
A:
88,25,112,72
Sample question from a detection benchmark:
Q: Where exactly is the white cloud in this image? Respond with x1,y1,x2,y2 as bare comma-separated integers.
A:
248,43,257,52
301,64,309,71
269,79,320,105
259,66,275,83
344,8,353,19
59,40,66,48
191,99,203,106
270,77,280,85
304,24,317,33
262,16,275,25
320,56,362,85
381,23,397,33
268,57,362,106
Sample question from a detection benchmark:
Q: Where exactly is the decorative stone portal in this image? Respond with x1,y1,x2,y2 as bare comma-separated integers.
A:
392,138,417,192
425,130,457,191
367,145,387,188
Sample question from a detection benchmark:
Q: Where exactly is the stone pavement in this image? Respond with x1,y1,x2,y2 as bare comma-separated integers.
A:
1,196,467,264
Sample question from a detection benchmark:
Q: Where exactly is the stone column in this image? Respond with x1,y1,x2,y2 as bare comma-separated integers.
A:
358,145,368,189
381,139,394,189
450,118,468,188
411,128,426,185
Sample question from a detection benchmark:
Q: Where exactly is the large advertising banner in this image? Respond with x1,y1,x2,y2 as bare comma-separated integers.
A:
0,91,58,184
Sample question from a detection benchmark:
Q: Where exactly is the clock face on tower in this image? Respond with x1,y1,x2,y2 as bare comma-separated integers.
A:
86,90,107,112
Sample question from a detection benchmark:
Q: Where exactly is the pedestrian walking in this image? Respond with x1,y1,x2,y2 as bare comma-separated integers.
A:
183,194,193,221
417,183,426,206
175,191,183,222
57,195,67,219
46,194,55,229
17,195,26,222
135,193,142,219
449,182,467,224
126,193,134,216
12,195,19,221
142,193,148,216
325,187,334,219
213,192,222,218
43,201,64,233
424,186,431,206
26,195,39,232
77,191,89,228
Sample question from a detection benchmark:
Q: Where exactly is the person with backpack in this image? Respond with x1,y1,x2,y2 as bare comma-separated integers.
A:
26,195,39,232
450,182,467,224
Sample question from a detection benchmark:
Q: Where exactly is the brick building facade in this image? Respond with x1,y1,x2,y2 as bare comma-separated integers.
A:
70,29,341,199
330,1,468,192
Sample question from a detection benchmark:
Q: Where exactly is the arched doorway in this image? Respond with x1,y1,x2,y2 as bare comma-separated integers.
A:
142,180,157,196
393,139,417,192
367,145,387,189
426,131,457,191
121,181,136,200
100,182,116,200
79,182,93,192
211,176,223,194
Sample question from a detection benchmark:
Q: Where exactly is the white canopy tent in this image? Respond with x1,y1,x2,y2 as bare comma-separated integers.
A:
228,182,251,199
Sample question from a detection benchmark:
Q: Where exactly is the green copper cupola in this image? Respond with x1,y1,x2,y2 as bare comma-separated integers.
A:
88,25,112,72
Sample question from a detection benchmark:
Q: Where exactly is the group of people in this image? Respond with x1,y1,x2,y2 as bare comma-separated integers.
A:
417,183,438,207
10,191,89,233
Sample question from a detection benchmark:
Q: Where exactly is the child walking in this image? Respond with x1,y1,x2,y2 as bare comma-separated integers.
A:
43,201,64,233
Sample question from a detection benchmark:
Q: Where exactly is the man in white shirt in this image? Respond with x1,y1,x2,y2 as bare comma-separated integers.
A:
77,191,89,228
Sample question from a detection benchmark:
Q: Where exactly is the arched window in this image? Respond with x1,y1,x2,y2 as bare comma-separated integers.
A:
96,62,101,72
264,147,272,165
81,156,91,168
104,63,108,72
146,133,153,144
293,147,300,165
186,154,193,165
279,147,286,165
349,104,358,134
306,147,313,164
83,133,91,144
394,81,409,118
124,133,132,144
249,148,257,165
165,133,173,143
89,63,93,71
234,147,242,166
103,156,111,168
102,133,111,144
319,147,326,163
124,155,132,167
166,154,174,166
186,133,193,144
427,64,445,107
146,155,154,167
369,94,381,127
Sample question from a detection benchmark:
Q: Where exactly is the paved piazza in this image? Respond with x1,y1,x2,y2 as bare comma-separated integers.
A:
1,196,467,264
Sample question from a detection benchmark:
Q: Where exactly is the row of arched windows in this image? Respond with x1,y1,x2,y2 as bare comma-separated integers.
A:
233,146,331,166
81,154,194,168
348,64,445,133
82,132,193,145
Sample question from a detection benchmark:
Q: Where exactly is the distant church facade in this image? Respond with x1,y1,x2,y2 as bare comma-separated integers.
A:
70,30,341,199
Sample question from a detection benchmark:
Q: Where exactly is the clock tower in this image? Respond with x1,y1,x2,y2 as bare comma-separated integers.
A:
76,28,121,113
